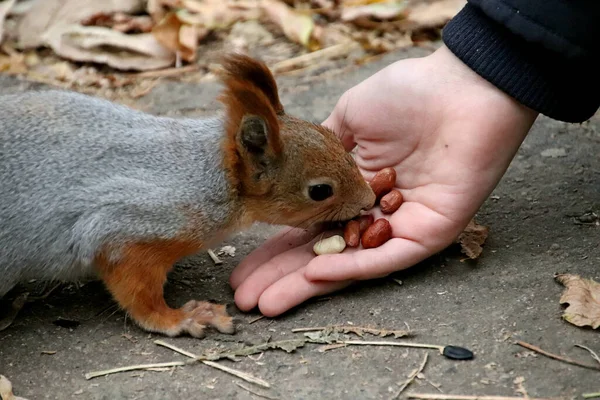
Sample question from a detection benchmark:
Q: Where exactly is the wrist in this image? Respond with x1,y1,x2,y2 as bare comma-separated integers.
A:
428,44,539,139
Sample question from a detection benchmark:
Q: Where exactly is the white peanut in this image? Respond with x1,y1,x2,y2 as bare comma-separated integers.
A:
313,235,346,255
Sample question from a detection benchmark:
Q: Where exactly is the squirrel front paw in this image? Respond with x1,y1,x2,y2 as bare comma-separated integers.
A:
178,300,235,338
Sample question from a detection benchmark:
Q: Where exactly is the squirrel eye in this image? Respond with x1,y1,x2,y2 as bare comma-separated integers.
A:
308,184,333,201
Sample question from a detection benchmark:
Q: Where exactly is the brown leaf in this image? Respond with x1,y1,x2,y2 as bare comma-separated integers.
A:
0,0,16,46
401,0,465,30
151,12,203,63
555,273,600,329
261,0,319,49
340,1,407,23
43,25,175,71
457,219,489,259
16,0,145,49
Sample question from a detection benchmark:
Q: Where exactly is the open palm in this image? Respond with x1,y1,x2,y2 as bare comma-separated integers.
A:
229,46,538,316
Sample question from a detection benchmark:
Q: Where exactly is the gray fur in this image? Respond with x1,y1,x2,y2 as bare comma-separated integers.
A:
0,90,240,296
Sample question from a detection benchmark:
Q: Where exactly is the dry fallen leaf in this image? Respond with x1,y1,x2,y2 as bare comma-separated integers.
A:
340,1,407,23
152,12,199,63
43,25,175,71
456,219,489,259
0,375,29,400
0,0,16,45
262,0,319,49
16,0,145,49
555,273,600,329
401,0,465,30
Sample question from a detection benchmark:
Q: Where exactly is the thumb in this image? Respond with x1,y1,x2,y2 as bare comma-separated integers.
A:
322,91,356,152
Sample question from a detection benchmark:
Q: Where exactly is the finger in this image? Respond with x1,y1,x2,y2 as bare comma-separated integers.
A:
304,237,430,281
322,93,356,152
233,239,318,311
257,271,352,317
229,226,317,290
305,202,457,281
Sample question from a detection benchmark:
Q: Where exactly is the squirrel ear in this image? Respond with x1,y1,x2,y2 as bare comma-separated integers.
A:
239,115,268,154
219,53,285,115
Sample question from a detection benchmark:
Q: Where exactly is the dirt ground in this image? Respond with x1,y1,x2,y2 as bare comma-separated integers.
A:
0,46,598,400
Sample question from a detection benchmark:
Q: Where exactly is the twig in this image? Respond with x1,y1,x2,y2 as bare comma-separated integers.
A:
207,249,223,265
292,325,412,338
341,340,442,353
248,315,265,324
154,340,270,388
271,42,360,74
515,341,600,371
583,393,600,399
407,394,563,400
575,344,600,365
133,64,200,78
391,353,428,399
235,382,278,400
85,361,186,379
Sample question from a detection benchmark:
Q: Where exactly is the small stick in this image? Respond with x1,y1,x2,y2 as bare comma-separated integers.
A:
583,393,600,399
408,394,562,400
271,42,360,74
292,325,412,337
207,249,223,265
575,344,600,365
154,340,270,388
85,361,186,379
235,382,278,400
391,353,428,399
341,340,442,353
134,64,200,78
248,315,265,324
515,340,600,371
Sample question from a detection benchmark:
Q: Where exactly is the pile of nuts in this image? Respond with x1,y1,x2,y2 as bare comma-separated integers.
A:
313,167,403,255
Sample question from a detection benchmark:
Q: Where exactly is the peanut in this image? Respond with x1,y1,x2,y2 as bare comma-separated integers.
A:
361,218,392,249
357,214,374,234
380,190,403,214
343,220,361,247
313,235,346,255
369,167,396,199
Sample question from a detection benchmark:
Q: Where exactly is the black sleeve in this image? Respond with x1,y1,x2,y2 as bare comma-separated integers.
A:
442,1,600,123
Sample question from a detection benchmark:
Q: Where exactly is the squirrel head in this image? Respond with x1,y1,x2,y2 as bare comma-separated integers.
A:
218,54,375,228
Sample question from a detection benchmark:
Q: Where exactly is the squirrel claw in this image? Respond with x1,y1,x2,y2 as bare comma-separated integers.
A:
181,300,235,336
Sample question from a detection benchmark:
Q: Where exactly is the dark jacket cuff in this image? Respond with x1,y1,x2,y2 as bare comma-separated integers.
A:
442,4,599,123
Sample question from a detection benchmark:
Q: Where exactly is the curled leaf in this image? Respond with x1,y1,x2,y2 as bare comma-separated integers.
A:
341,1,407,23
152,12,199,62
555,273,600,329
261,0,319,49
16,0,145,49
43,25,175,71
456,219,489,259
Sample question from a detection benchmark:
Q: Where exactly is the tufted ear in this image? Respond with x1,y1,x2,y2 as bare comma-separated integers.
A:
218,55,283,193
219,53,284,115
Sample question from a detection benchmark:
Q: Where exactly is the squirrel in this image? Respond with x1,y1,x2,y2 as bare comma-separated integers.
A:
0,54,376,338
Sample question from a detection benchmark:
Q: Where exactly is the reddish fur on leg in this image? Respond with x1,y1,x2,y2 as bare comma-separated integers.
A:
95,240,234,338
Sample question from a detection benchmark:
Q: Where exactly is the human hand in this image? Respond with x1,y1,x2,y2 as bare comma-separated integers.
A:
230,45,539,316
